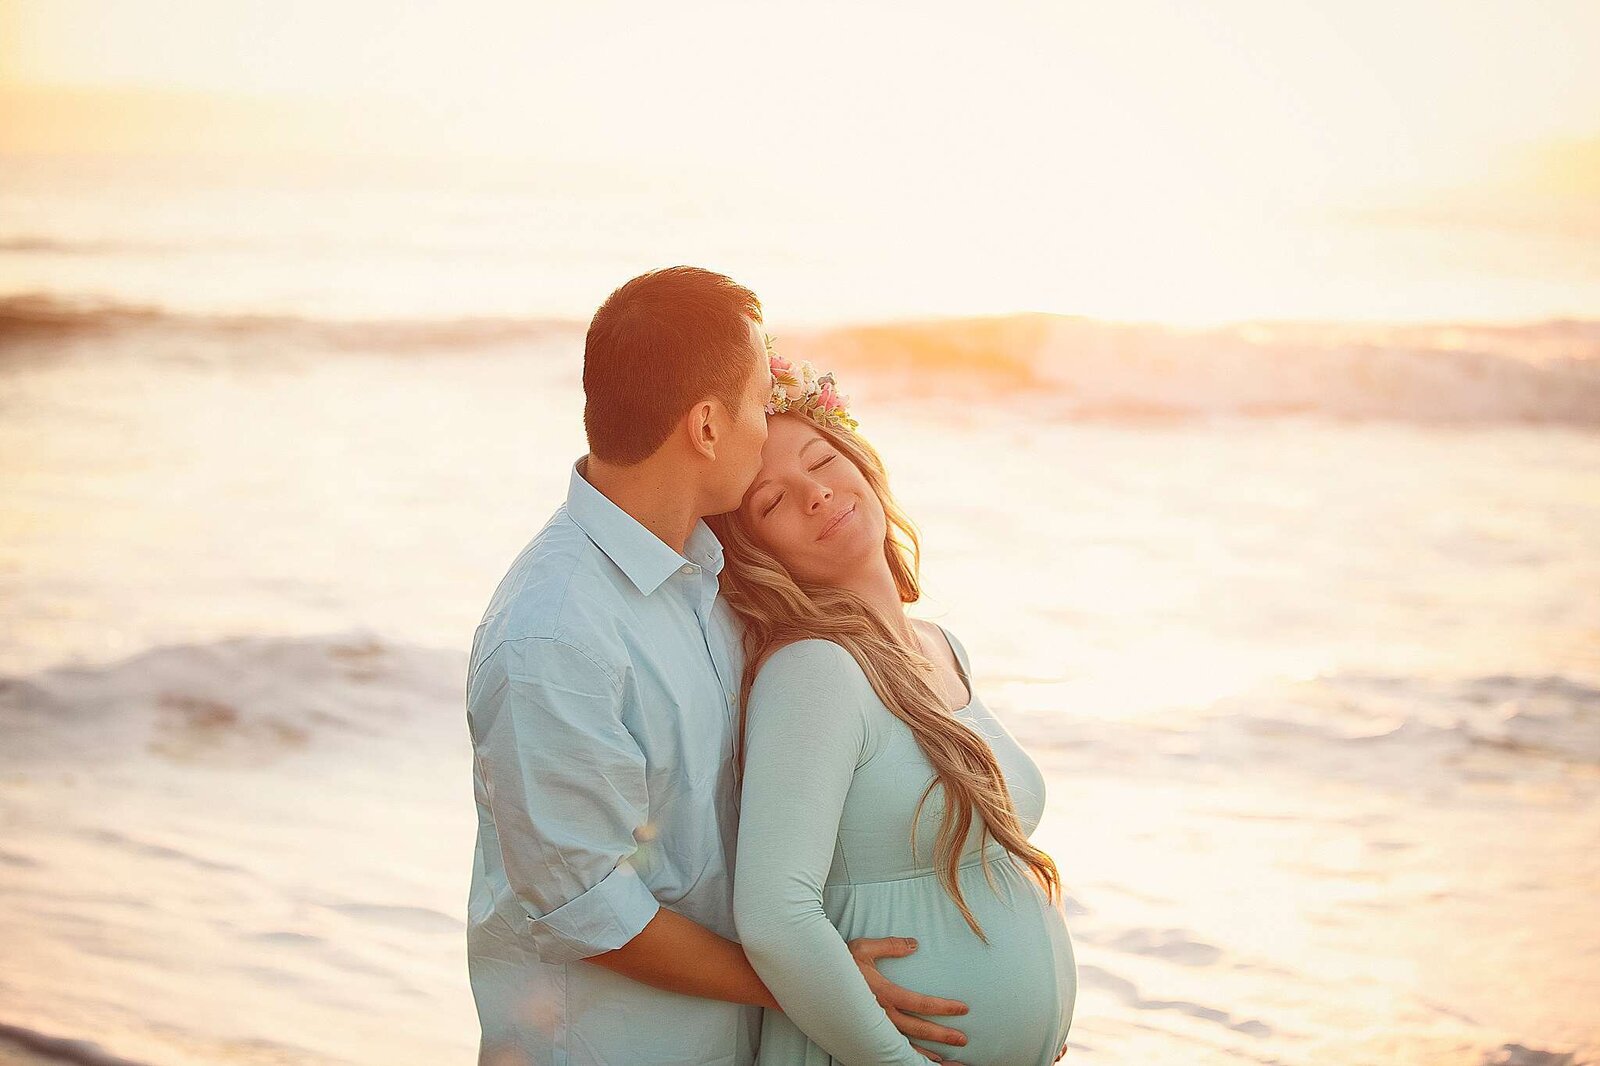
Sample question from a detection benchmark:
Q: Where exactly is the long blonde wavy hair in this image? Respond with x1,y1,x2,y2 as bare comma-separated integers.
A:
705,414,1061,941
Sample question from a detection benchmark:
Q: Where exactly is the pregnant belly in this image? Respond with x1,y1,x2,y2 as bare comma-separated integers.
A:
824,855,1078,1066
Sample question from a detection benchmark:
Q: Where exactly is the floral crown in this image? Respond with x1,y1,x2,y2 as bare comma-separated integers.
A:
764,345,860,432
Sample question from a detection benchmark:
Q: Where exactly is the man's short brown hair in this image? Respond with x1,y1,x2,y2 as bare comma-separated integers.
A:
583,266,764,465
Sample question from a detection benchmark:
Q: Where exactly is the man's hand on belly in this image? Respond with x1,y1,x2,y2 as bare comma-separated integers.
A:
847,936,970,1057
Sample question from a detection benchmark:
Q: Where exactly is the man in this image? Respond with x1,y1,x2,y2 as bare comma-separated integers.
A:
466,267,969,1065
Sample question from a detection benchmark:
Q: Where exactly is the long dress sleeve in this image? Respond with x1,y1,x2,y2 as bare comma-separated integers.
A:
733,639,926,1066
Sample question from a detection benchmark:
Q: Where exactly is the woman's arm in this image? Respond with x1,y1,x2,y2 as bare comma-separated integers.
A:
733,640,928,1066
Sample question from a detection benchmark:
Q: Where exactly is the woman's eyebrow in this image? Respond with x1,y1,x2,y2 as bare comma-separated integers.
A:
746,477,773,500
745,438,826,503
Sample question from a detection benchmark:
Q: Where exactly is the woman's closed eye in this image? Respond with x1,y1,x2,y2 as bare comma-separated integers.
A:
760,455,835,518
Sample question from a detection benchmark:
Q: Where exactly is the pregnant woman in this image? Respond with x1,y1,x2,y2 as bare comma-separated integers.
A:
707,356,1077,1065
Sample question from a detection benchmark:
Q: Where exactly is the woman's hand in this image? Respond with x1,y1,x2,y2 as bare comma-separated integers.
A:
847,935,971,1057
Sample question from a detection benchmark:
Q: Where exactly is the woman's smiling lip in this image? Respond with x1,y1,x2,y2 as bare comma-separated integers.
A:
817,502,857,541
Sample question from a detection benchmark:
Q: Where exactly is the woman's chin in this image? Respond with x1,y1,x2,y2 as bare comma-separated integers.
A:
798,534,876,585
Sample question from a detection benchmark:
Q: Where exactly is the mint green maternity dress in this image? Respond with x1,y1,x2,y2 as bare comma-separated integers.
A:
733,625,1077,1066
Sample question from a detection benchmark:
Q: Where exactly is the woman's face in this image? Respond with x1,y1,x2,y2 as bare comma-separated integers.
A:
737,414,887,586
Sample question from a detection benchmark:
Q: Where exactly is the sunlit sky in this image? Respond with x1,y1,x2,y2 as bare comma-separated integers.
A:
2,0,1597,324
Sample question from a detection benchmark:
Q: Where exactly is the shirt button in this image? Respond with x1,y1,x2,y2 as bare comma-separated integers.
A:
680,564,697,576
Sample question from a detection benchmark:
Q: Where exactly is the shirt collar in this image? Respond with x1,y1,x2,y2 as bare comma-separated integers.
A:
566,456,726,596
686,519,726,578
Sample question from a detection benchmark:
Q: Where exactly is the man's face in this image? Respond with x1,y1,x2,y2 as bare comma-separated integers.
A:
710,318,775,512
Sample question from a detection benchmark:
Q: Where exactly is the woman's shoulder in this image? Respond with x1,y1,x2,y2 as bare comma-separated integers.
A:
749,638,886,715
753,637,868,687
745,639,883,748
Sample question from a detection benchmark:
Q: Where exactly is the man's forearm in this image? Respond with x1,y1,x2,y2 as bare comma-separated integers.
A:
585,906,780,1010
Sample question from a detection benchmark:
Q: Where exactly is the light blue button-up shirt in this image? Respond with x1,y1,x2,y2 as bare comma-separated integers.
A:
466,456,760,1066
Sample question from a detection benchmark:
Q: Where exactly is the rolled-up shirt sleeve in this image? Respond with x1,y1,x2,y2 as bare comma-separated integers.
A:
467,636,660,964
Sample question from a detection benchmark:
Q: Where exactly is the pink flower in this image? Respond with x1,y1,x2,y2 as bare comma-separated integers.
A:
769,353,793,374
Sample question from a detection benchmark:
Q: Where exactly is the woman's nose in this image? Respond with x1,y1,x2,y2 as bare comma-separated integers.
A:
808,484,832,511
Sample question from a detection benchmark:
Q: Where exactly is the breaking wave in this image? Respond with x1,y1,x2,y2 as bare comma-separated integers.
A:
4,294,1599,425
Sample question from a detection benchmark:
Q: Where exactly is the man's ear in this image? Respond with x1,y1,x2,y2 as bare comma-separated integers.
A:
687,398,718,460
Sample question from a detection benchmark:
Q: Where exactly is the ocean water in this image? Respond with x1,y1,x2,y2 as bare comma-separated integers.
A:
1,156,1598,1065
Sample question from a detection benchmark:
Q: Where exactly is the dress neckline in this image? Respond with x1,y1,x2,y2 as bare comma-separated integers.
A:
931,622,975,715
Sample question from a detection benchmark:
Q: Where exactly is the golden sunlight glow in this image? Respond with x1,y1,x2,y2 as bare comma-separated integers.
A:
2,0,1597,324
